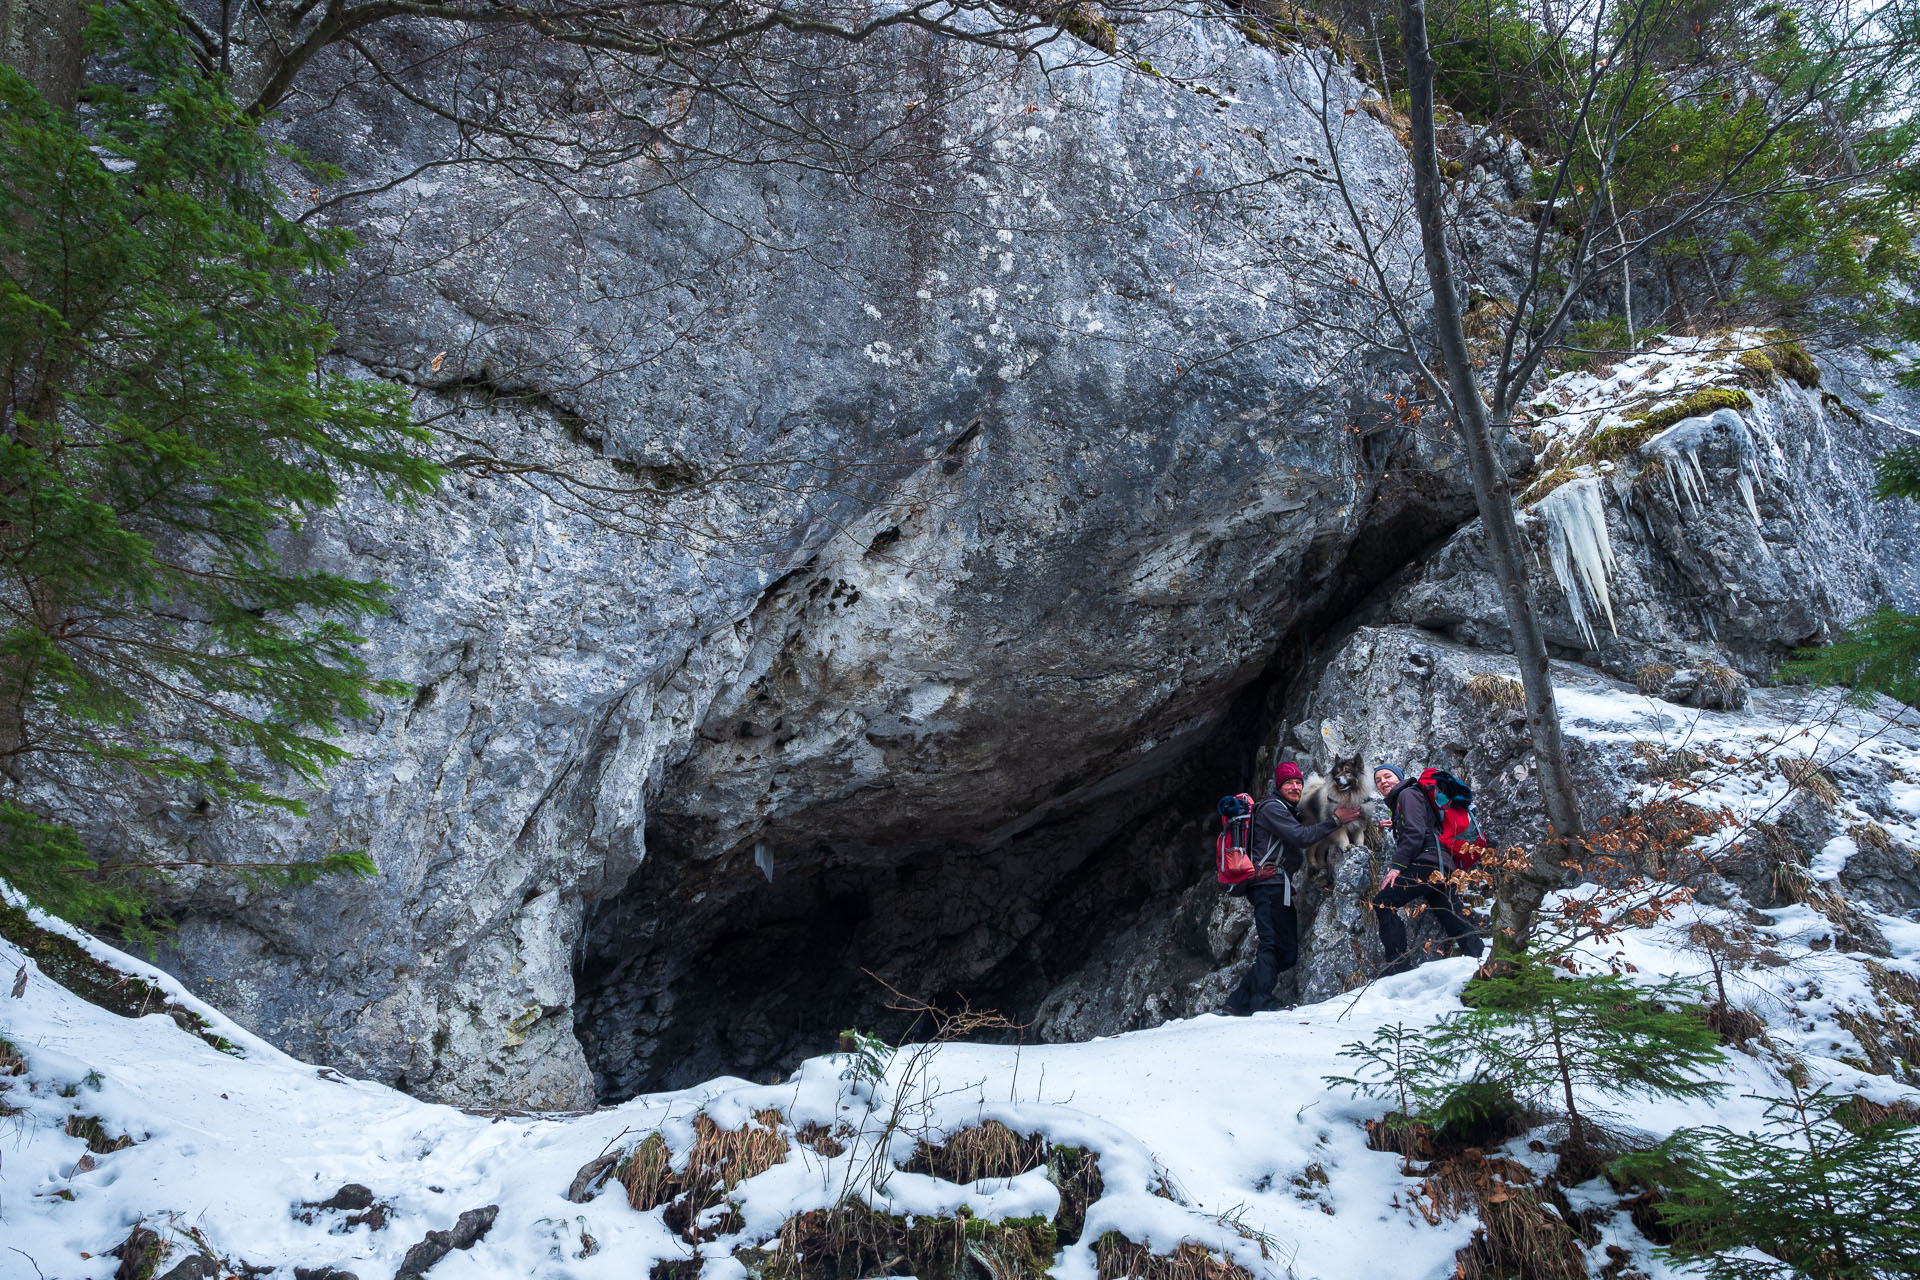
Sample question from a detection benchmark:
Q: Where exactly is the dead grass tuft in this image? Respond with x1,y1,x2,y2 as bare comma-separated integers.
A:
1776,756,1841,808
794,1122,848,1158
1839,962,1920,1082
1432,1150,1592,1280
1093,1234,1255,1280
1693,663,1749,710
905,1120,1048,1185
1633,663,1677,697
1702,1001,1766,1046
1632,740,1705,782
1465,673,1526,714
748,1206,1058,1280
619,1132,674,1211
618,1110,791,1241
1834,1094,1920,1132
1520,463,1579,507
1848,821,1915,869
64,1114,135,1154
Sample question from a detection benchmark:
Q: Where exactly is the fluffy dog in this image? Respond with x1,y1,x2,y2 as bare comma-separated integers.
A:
1298,749,1379,876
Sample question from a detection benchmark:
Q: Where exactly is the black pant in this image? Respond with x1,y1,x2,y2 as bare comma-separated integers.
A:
1224,881,1297,1014
1374,869,1484,972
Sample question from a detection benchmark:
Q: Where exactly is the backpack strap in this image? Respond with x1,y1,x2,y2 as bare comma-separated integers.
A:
1250,796,1293,907
1416,782,1452,875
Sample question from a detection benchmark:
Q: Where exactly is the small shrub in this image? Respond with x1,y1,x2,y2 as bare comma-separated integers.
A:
1615,1086,1918,1280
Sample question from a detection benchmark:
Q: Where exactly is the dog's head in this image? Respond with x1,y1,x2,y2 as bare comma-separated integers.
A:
1331,752,1368,796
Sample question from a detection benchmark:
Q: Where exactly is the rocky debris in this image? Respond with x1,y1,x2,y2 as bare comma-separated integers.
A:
110,1225,163,1280
566,1152,621,1204
393,1205,499,1280
307,1184,374,1212
294,1269,360,1280
1840,823,1920,915
297,1182,392,1231
156,1258,219,1280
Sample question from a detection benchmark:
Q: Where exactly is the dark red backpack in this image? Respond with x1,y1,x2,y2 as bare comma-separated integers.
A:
1216,793,1260,885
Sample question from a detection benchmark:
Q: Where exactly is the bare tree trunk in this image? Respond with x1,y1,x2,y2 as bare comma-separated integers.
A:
1396,0,1582,951
0,0,82,108
1609,183,1634,347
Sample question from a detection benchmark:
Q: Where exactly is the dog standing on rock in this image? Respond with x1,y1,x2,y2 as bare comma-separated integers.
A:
1299,746,1380,876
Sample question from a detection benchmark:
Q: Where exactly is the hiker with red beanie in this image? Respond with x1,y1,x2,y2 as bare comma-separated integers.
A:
1217,761,1361,1017
1371,764,1486,974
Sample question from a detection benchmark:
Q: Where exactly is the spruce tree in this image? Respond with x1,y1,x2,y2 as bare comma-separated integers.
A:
1436,957,1726,1151
1332,956,1726,1153
0,0,438,930
1616,1085,1920,1280
1782,446,1920,706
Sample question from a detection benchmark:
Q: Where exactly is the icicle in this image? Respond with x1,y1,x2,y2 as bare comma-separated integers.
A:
754,841,774,883
1643,407,1765,530
1735,472,1762,529
1537,477,1619,648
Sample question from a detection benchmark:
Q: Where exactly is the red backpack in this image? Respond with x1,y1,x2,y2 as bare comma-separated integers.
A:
1216,793,1260,884
1418,768,1489,870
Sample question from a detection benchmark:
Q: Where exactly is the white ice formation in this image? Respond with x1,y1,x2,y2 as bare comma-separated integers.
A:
1536,476,1619,648
1641,407,1764,529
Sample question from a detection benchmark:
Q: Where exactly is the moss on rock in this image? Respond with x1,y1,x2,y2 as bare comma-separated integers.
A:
1632,387,1753,435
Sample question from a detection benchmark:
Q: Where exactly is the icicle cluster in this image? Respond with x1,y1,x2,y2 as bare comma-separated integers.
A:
1642,407,1763,529
1537,477,1619,649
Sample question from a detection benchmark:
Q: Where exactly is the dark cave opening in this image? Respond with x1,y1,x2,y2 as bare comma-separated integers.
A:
571,465,1473,1104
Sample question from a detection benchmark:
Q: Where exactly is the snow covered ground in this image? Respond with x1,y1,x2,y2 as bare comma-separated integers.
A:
4,683,1919,1280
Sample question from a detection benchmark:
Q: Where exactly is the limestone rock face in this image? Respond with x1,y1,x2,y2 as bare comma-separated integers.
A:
1033,352,1920,1035
83,16,1480,1104
54,10,1920,1097
1391,357,1920,680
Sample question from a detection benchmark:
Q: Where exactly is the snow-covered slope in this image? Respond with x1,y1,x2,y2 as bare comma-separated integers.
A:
6,755,1920,1280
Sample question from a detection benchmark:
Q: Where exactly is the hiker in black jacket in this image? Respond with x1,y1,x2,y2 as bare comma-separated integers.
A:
1218,761,1360,1017
1371,765,1485,974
